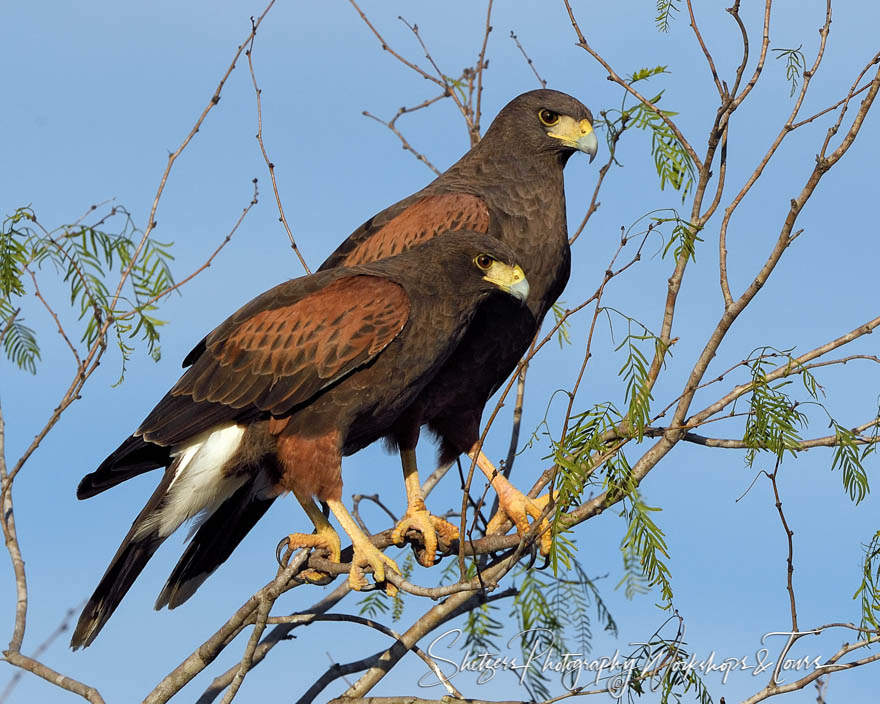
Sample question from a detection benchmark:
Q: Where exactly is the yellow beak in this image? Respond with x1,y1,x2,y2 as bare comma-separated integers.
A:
484,262,530,303
548,116,598,162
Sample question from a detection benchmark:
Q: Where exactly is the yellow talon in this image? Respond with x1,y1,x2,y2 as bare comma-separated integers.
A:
392,509,459,566
280,529,342,583
350,540,401,596
473,450,553,555
486,492,553,555
326,498,400,595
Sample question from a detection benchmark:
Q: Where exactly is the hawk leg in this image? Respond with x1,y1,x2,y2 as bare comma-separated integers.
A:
326,498,400,595
475,450,553,555
280,492,342,584
391,449,459,566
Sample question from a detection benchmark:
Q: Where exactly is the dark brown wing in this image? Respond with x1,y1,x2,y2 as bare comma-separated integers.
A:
138,274,410,444
320,193,490,269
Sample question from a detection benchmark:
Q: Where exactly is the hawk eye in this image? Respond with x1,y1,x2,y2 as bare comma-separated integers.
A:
538,109,560,126
475,254,494,270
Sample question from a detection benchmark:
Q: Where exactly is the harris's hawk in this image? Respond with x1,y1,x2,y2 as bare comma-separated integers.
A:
321,89,598,558
70,233,528,649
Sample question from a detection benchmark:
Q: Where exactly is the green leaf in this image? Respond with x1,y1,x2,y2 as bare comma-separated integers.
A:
655,0,680,33
772,45,805,97
855,530,880,631
830,421,871,504
742,349,809,466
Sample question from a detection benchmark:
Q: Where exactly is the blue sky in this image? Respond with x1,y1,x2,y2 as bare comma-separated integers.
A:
2,1,880,702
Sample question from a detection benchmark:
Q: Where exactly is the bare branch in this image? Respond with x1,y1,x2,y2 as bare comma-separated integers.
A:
0,603,81,704
569,110,627,246
509,30,546,88
474,1,495,136
727,0,773,110
105,0,278,319
719,1,832,308
245,21,311,274
790,80,872,130
686,0,725,98
267,613,463,698
768,456,799,633
219,597,272,704
25,269,80,368
363,107,442,175
1,652,104,704
116,181,258,317
743,631,880,703
649,416,880,451
0,403,26,654
561,0,702,171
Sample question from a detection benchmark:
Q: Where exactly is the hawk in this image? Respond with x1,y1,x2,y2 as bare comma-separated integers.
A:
71,233,528,648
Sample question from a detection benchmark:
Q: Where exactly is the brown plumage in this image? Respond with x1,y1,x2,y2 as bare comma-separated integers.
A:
322,89,598,555
70,232,529,649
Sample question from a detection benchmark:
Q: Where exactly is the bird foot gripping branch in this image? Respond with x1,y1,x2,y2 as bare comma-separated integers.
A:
278,496,401,595
390,447,459,566
391,508,459,567
475,452,554,555
486,489,553,555
276,529,341,585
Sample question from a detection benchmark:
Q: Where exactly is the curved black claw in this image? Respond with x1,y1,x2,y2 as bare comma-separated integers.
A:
276,536,294,566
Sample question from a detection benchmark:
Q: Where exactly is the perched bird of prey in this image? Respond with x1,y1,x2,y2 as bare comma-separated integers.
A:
70,233,528,649
320,89,598,559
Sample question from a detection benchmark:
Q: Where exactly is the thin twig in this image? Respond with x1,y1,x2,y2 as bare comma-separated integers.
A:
362,110,441,175
219,597,273,704
561,0,701,171
115,181,258,317
767,456,798,632
509,30,546,87
686,0,724,98
25,269,80,367
245,20,311,273
1,652,105,704
0,602,81,704
265,613,463,698
473,1,494,138
0,309,20,350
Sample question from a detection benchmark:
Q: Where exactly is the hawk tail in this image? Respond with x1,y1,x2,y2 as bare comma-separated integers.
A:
156,479,276,610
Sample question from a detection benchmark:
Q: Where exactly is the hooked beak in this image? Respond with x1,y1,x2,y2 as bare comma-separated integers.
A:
576,121,599,163
484,262,530,304
548,116,599,163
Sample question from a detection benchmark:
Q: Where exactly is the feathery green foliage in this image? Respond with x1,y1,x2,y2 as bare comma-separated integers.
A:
550,397,674,607
605,454,674,606
1,208,40,373
357,588,390,619
463,599,503,653
602,67,695,200
511,559,618,699
636,100,695,198
550,401,620,572
740,349,875,503
655,0,681,33
0,299,40,374
551,301,572,348
1,205,175,380
613,316,662,442
830,420,873,504
657,212,703,263
741,350,810,466
855,530,880,631
622,619,714,704
772,45,805,97
392,553,415,621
